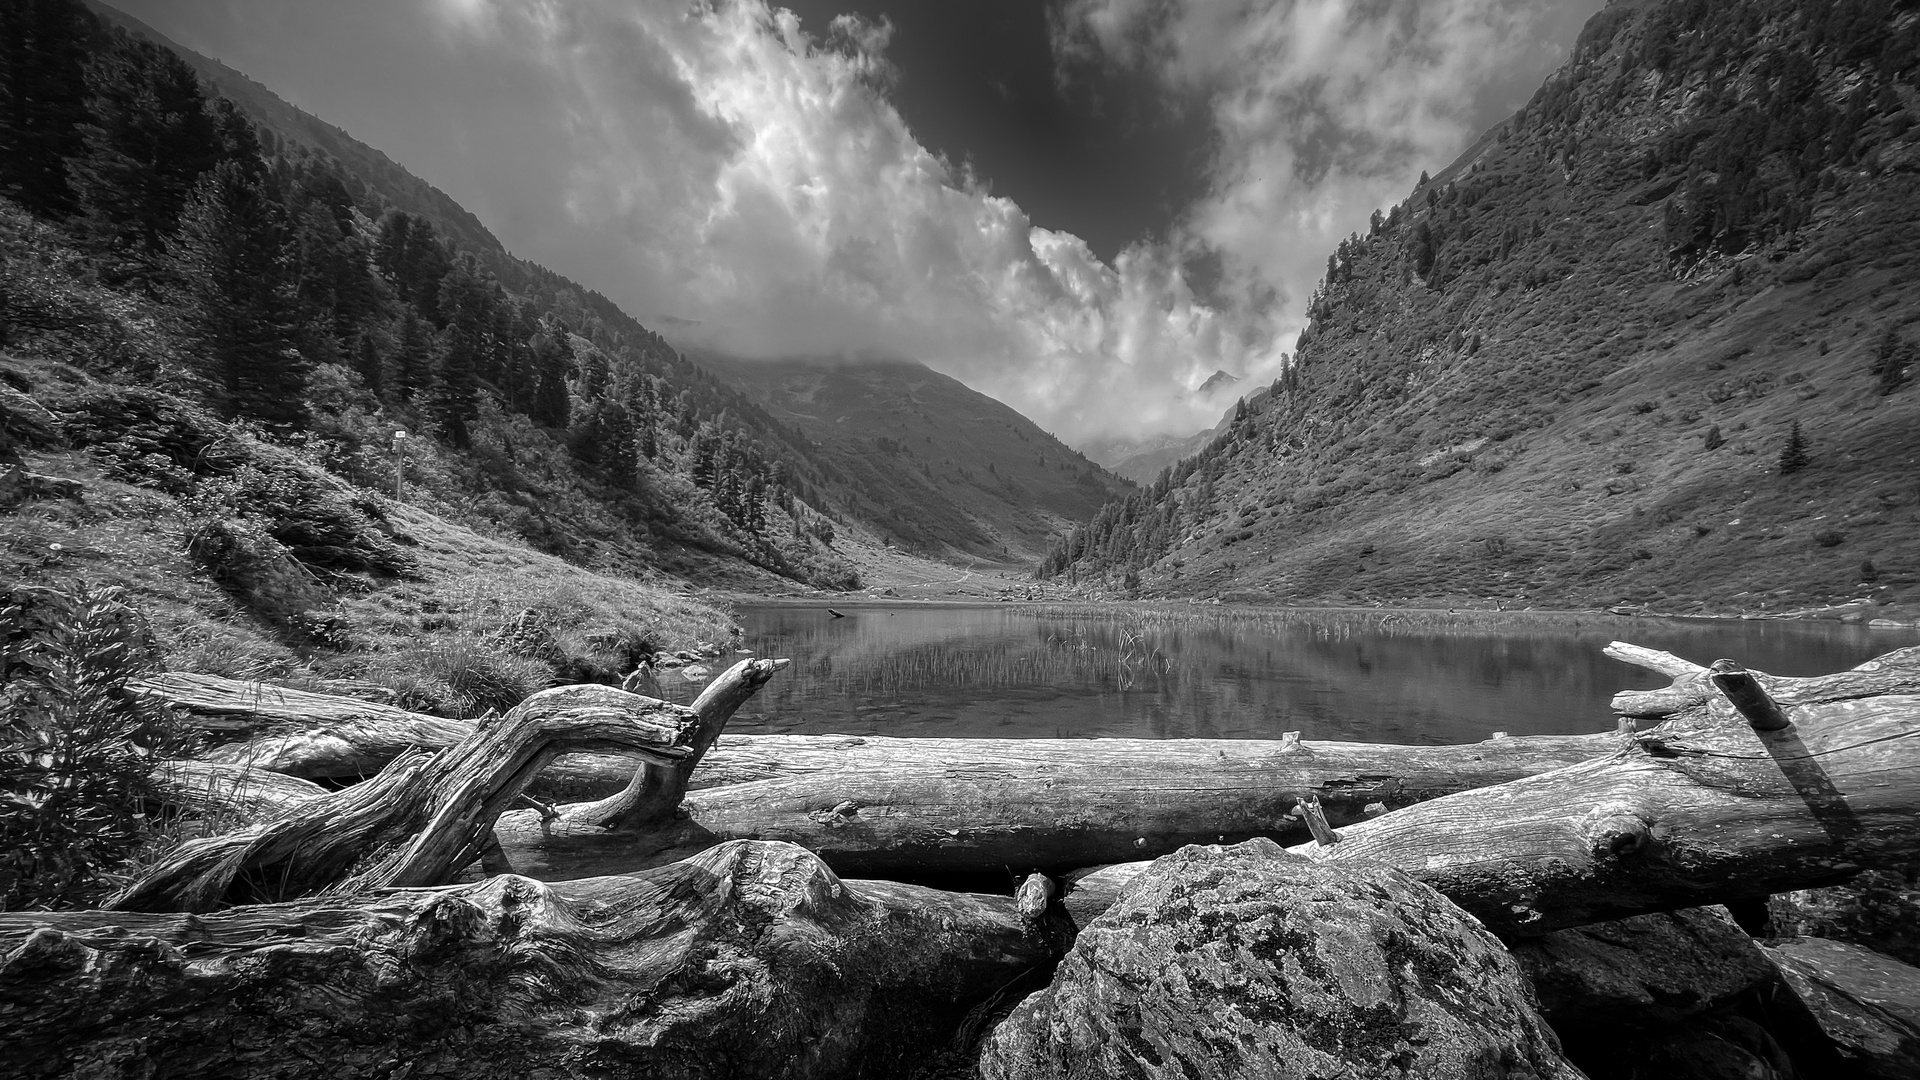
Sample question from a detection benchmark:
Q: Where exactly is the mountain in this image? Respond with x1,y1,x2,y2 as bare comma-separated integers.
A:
1081,428,1216,484
692,353,1129,561
1194,369,1240,396
1081,372,1255,483
1042,0,1920,617
21,1,1115,593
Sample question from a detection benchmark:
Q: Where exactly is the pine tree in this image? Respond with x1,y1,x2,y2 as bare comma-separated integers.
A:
392,308,434,402
528,330,572,428
67,32,222,279
0,0,98,217
427,255,493,447
167,158,304,424
1871,322,1909,395
1777,421,1810,475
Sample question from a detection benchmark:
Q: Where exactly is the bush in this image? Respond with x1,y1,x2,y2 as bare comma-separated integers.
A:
1814,530,1845,548
1,583,186,909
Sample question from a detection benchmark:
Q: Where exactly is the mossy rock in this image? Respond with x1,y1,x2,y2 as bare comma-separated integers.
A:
980,838,1578,1080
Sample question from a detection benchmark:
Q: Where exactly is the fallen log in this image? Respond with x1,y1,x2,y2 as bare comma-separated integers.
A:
1609,640,1920,718
147,759,325,825
1066,649,1920,938
485,727,1628,880
112,681,708,912
142,668,1632,878
0,840,1059,1080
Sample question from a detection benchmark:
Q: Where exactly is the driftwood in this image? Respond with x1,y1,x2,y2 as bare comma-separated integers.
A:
0,840,1059,1080
1067,647,1920,938
142,667,1630,878
485,728,1625,880
1609,641,1920,718
146,759,325,824
111,682,709,912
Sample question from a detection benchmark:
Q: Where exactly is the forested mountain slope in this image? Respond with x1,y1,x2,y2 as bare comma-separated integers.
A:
5,0,1107,604
1043,0,1920,617
695,353,1127,561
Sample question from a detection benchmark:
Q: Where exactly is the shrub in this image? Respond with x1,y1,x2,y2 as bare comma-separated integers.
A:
1814,530,1845,548
1,583,186,909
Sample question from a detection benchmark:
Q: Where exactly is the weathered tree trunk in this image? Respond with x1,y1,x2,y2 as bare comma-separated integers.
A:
485,728,1624,880
0,841,1060,1080
143,666,1631,877
113,681,710,912
146,759,326,825
1609,642,1920,718
1067,647,1920,938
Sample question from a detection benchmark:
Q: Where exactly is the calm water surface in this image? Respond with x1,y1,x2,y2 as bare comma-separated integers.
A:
716,603,1920,745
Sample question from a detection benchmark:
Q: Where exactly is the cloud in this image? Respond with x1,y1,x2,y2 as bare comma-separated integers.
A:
1054,0,1592,383
131,0,1590,445
396,0,1282,445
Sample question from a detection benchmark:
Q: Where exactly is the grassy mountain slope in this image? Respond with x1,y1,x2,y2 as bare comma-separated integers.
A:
1046,0,1920,618
694,353,1129,562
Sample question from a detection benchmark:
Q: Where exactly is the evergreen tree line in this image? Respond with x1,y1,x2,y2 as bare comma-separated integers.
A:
1,0,807,563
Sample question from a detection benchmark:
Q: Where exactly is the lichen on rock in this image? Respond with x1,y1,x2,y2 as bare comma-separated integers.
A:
979,837,1579,1080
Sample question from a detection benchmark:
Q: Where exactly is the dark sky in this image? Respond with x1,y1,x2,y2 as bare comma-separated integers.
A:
782,0,1213,262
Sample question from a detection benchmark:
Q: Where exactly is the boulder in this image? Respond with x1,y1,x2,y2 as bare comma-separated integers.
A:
1765,936,1920,1080
978,838,1578,1080
1627,1016,1793,1080
1510,906,1775,1029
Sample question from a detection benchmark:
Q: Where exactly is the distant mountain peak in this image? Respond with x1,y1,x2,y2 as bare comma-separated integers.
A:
1195,370,1240,396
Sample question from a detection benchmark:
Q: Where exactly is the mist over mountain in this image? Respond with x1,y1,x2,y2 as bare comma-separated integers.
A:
1042,0,1920,616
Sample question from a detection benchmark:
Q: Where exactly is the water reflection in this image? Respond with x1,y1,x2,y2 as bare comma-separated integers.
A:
719,603,1920,745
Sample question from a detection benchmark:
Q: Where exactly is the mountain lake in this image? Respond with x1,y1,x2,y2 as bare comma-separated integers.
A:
694,603,1920,744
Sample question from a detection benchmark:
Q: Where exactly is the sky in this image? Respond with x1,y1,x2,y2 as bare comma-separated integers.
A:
112,0,1605,447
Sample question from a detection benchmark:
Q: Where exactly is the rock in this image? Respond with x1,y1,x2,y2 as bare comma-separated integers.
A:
1631,1016,1794,1080
979,838,1578,1080
0,464,83,507
1510,906,1776,1029
1765,936,1920,1079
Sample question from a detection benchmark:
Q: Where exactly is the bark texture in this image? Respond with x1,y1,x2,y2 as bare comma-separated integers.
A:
1609,642,1920,718
113,683,701,912
1068,655,1920,938
0,841,1059,1080
488,729,1622,880
979,838,1579,1080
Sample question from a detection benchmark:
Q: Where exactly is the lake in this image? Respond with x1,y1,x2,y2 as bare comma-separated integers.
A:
711,603,1920,745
